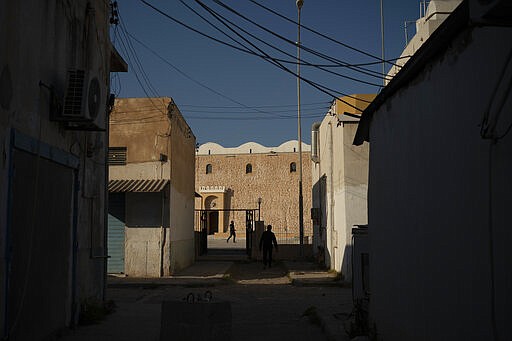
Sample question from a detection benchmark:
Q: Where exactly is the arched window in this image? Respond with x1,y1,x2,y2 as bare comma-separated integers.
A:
246,163,252,174
290,162,297,173
206,164,212,174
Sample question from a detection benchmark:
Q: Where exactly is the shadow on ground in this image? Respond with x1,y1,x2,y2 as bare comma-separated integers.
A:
226,260,288,282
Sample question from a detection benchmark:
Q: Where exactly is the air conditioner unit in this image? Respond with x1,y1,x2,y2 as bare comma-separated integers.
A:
469,0,512,24
56,69,107,130
48,4,111,130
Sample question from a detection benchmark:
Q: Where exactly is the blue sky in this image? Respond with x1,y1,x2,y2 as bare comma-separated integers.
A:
112,0,420,147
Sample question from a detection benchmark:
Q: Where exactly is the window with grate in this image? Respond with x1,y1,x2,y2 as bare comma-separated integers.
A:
206,164,212,174
246,163,252,174
108,147,127,165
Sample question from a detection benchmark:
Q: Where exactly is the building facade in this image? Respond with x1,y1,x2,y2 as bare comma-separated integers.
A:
354,0,512,339
109,97,196,277
0,1,125,339
311,94,375,278
195,141,312,245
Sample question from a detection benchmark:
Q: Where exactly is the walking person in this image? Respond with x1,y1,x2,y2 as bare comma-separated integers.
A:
227,220,236,243
259,224,278,268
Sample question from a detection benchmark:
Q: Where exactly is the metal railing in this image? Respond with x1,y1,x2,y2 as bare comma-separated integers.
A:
271,224,313,245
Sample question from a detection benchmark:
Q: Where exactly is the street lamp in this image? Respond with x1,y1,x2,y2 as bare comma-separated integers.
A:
257,197,262,221
296,0,304,256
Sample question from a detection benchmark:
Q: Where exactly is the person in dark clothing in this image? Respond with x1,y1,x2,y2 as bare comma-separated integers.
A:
259,224,278,268
227,220,236,243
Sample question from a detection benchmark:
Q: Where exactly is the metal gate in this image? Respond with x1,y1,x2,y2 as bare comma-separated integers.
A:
245,210,253,256
195,209,256,256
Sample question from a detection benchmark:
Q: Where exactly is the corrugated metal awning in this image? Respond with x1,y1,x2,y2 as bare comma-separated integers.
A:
108,179,169,192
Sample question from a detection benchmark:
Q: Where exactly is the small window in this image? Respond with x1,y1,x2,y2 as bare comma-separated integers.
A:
290,162,297,173
108,147,127,165
206,164,212,174
246,163,252,174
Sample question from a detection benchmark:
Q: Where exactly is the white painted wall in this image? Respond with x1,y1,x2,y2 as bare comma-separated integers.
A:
367,26,512,340
312,110,369,279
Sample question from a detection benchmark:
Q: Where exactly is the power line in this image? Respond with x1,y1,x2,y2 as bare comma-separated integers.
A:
249,0,400,67
182,107,328,114
195,0,367,110
126,31,296,118
181,0,388,84
111,112,326,124
115,9,167,115
188,0,387,87
110,103,329,116
180,101,329,109
110,100,329,110
211,0,392,81
139,0,368,110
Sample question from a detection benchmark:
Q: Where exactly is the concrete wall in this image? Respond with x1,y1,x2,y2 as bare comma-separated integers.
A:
312,95,373,278
366,25,512,340
124,228,161,277
109,98,196,276
196,141,312,242
168,106,195,273
0,0,114,338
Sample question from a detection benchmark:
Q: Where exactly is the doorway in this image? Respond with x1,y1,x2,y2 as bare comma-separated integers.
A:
208,211,219,235
195,209,256,257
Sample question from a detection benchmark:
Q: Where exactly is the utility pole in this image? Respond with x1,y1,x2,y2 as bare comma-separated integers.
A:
380,0,386,86
296,0,304,257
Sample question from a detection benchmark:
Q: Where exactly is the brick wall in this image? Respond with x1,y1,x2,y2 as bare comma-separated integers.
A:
195,151,312,241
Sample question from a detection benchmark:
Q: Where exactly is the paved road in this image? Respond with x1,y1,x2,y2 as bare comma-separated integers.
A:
208,235,246,249
59,261,352,341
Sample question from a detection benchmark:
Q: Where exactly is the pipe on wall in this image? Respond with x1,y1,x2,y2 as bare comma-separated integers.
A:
311,122,321,163
328,121,336,270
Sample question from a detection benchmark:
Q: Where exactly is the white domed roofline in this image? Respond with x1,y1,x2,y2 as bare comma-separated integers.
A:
197,140,310,155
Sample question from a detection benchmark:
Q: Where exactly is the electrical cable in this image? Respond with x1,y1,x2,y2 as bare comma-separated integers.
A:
119,19,160,98
126,31,314,118
115,23,165,114
249,0,402,67
181,107,328,114
194,0,366,111
180,101,329,109
111,112,326,124
114,4,173,117
186,0,387,87
181,0,388,84
117,9,164,103
106,100,329,111
211,0,393,81
138,0,370,110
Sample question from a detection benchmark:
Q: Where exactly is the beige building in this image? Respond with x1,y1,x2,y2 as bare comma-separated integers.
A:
108,97,196,277
311,94,376,278
195,141,312,244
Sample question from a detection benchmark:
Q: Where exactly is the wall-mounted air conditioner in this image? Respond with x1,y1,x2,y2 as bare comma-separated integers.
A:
52,69,107,131
50,4,109,131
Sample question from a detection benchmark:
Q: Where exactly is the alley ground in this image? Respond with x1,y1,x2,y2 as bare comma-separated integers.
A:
57,244,353,341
